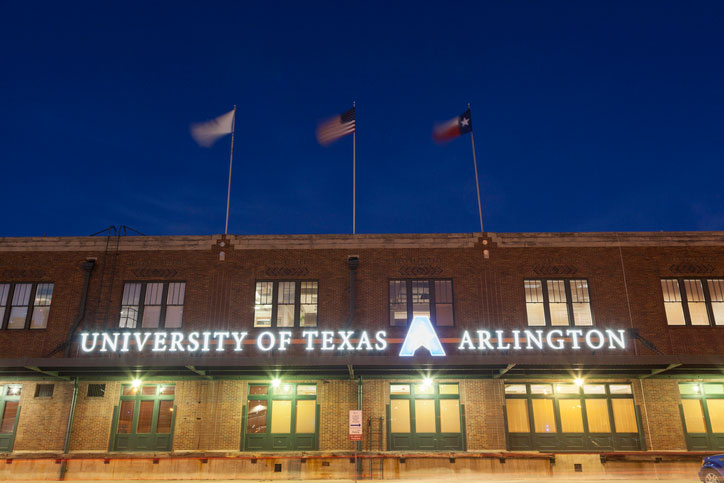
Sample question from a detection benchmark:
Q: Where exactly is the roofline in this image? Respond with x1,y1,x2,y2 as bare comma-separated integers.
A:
0,231,723,251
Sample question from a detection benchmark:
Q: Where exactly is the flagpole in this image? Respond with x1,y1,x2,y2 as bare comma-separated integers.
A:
352,101,356,235
468,103,484,233
224,105,236,235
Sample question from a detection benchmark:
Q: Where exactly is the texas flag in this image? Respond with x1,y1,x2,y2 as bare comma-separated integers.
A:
432,109,472,143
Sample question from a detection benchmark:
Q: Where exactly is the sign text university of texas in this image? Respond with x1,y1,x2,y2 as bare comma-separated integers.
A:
80,316,627,356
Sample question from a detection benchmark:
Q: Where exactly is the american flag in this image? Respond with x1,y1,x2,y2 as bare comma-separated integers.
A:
316,107,355,146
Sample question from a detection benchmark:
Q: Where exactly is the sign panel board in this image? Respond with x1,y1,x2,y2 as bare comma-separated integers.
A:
349,410,363,441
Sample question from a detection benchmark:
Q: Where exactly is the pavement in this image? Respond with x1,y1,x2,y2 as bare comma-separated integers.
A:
8,479,702,483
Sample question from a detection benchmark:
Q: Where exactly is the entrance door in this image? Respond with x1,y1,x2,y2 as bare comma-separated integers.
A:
244,383,318,451
680,383,724,450
388,382,464,451
0,385,21,452
111,384,176,451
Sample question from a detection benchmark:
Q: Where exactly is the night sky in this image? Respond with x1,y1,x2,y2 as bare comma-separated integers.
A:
2,2,723,237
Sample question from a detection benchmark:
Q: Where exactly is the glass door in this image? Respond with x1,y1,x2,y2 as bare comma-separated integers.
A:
244,383,318,451
388,382,464,451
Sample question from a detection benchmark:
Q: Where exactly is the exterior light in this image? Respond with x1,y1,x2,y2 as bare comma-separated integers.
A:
131,379,142,389
574,378,584,387
271,378,281,388
423,377,433,387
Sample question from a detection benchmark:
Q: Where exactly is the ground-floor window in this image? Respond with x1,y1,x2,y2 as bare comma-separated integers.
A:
504,382,643,451
387,382,464,450
0,385,21,452
679,382,724,450
243,383,318,451
110,383,176,451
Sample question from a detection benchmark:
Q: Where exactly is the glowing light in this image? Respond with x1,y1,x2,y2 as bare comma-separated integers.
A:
131,379,142,389
399,316,445,357
271,378,281,388
422,377,433,387
574,378,584,387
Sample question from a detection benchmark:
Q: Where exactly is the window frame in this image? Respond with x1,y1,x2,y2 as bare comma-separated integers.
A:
661,277,723,327
504,382,642,451
0,384,22,452
118,281,187,329
387,382,464,451
243,382,319,451
678,382,724,450
523,278,595,327
253,280,319,328
387,279,455,327
110,383,176,452
0,282,55,330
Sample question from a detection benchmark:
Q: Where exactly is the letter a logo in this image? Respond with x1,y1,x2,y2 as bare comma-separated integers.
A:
399,316,446,357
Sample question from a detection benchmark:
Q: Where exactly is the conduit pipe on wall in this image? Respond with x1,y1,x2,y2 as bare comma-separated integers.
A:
59,378,79,480
63,260,96,357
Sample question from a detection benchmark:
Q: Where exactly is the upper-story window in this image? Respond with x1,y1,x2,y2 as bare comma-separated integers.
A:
119,282,186,329
661,278,724,326
0,282,54,330
525,279,593,327
254,281,318,328
389,279,454,327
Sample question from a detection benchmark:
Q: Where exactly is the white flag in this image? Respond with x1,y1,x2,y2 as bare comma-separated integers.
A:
190,109,235,147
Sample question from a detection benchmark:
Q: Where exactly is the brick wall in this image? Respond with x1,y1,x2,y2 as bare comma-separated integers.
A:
1,233,724,359
319,380,356,451
12,381,72,451
637,379,687,450
173,380,244,451
461,379,506,450
69,382,121,451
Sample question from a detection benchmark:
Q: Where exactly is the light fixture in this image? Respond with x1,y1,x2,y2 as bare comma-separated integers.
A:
574,377,584,387
422,377,433,387
131,379,142,389
271,378,281,388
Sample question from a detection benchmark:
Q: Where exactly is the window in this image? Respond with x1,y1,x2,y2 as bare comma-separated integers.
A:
119,282,186,328
87,384,106,397
524,279,593,326
0,282,54,330
388,382,463,451
111,384,175,451
661,278,724,326
253,281,318,328
34,384,54,398
0,385,21,452
678,382,724,450
504,382,641,451
388,279,454,327
244,383,318,451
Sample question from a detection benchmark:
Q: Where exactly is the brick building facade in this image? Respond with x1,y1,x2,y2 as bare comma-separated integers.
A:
0,231,723,480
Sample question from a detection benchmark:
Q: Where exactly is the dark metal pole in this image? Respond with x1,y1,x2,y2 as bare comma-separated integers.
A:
59,378,79,480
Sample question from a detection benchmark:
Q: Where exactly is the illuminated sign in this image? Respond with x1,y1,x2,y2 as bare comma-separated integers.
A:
79,317,627,355
399,316,446,357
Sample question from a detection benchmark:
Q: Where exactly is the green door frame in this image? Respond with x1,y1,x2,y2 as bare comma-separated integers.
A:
679,382,724,450
110,383,176,452
0,384,22,452
504,382,642,451
388,382,464,451
243,383,319,451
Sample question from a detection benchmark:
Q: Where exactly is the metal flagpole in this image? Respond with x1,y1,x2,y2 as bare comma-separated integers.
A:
224,105,236,235
352,101,356,235
468,103,484,234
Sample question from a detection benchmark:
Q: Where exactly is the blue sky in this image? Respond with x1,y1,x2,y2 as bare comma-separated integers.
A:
1,1,723,236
